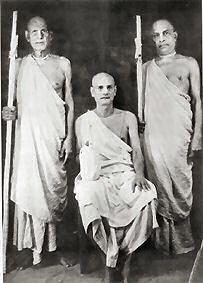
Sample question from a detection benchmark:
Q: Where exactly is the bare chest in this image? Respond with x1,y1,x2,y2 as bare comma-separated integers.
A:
157,60,190,93
100,113,128,141
36,60,65,96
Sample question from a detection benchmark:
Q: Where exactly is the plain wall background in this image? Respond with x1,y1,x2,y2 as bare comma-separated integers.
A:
1,0,202,251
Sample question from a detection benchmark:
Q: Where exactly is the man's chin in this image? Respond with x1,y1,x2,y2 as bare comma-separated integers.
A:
32,45,47,52
158,48,175,57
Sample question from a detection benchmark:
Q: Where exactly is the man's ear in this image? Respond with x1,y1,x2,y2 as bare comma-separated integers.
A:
25,30,30,42
114,85,117,96
48,31,53,42
90,86,94,97
174,31,178,40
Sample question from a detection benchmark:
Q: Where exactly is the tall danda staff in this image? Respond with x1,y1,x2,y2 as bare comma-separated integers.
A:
134,15,143,122
3,11,18,273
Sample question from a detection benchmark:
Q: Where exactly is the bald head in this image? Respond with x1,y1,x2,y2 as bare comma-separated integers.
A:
152,19,174,34
92,72,115,87
27,16,47,32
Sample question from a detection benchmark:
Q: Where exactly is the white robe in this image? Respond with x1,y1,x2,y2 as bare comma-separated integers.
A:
11,55,68,252
143,59,194,254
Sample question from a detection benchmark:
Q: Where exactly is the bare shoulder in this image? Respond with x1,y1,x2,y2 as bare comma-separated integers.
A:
50,55,71,72
114,108,135,116
177,54,199,68
59,56,71,71
119,110,138,125
186,56,200,71
125,110,137,120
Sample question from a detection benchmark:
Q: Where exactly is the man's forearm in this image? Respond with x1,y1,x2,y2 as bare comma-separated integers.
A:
132,149,145,176
193,100,202,149
66,103,74,140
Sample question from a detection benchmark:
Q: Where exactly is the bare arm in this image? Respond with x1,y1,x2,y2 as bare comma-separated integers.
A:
60,58,74,161
63,58,74,141
127,112,150,191
75,117,82,163
189,58,202,152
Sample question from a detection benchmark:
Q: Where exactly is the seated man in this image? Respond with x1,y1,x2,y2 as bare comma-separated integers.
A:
74,72,158,282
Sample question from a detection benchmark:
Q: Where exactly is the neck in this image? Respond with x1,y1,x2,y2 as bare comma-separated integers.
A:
32,50,50,58
95,105,114,118
159,51,176,59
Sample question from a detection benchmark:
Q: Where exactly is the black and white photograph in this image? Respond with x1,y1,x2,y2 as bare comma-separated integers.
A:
1,0,203,282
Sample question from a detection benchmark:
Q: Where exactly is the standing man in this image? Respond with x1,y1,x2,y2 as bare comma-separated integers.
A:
75,72,158,282
2,16,74,265
142,19,202,254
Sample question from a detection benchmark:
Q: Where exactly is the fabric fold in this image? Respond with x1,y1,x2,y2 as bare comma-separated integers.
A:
144,59,193,221
11,55,67,222
75,110,158,266
143,59,194,254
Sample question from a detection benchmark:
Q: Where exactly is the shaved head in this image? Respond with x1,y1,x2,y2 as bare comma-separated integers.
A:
92,72,115,87
27,16,47,31
152,19,175,34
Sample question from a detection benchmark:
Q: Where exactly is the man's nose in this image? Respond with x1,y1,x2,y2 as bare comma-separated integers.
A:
159,33,165,42
37,30,43,39
102,87,109,94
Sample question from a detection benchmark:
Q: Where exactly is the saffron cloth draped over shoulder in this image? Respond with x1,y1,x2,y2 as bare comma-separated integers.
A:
75,110,158,267
11,55,67,223
143,59,194,254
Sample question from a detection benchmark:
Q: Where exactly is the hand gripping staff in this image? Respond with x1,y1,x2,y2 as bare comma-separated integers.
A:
3,11,18,274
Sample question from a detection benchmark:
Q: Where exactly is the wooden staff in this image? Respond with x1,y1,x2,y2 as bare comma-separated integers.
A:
134,15,143,122
3,11,18,274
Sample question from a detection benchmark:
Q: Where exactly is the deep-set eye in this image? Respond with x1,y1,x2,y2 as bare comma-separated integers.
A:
42,29,49,35
152,33,159,40
163,30,169,36
31,30,38,34
107,85,113,90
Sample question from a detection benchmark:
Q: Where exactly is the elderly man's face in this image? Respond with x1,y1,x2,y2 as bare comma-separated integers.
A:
26,18,50,52
152,20,177,56
91,74,116,106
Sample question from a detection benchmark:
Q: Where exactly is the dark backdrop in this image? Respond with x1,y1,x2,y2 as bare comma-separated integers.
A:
1,0,202,252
